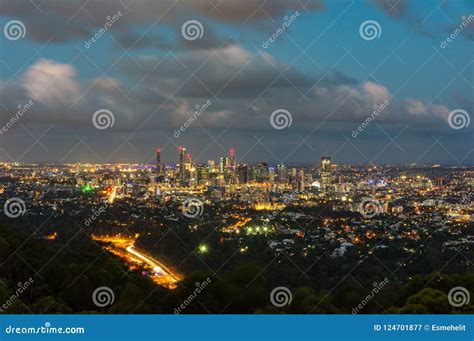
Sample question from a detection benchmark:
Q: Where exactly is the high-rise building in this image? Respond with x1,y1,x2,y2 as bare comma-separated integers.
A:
179,146,186,184
229,148,236,171
197,164,209,186
219,157,229,174
229,148,237,184
269,167,275,183
156,148,163,175
320,156,332,191
277,164,287,184
254,162,269,183
297,169,305,192
238,164,249,184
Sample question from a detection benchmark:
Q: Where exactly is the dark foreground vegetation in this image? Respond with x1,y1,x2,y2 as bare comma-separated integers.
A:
0,225,472,314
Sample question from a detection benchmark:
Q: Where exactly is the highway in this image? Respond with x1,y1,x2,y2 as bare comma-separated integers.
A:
92,234,180,289
126,245,180,284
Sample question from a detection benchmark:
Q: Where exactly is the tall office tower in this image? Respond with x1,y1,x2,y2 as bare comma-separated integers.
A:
179,146,186,184
238,164,249,184
320,156,332,191
229,148,238,184
255,162,269,183
156,148,163,175
289,167,297,185
229,148,236,170
196,164,209,186
269,167,275,183
219,157,228,174
277,164,287,184
208,160,215,170
189,165,197,186
208,169,219,187
297,169,305,192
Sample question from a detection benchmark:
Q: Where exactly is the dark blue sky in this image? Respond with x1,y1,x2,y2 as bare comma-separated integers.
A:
0,0,473,165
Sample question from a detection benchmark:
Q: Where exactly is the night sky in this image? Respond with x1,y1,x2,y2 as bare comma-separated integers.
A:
0,0,472,165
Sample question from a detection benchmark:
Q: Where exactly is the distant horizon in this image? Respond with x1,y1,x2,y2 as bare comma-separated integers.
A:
2,159,473,168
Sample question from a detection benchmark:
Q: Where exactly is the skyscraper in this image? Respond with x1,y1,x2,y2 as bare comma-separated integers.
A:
238,164,249,184
196,164,209,186
156,148,163,175
229,148,237,184
179,146,186,184
253,162,269,183
277,164,287,184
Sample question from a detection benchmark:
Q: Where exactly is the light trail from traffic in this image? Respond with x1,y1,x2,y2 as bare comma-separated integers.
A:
92,234,180,289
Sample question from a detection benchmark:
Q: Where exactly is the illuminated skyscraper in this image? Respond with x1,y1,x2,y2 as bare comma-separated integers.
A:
238,164,249,184
297,169,305,192
269,167,275,183
253,162,269,183
229,148,237,184
219,157,228,173
320,156,332,191
179,146,186,184
156,148,163,175
277,164,287,184
196,164,209,186
229,148,236,170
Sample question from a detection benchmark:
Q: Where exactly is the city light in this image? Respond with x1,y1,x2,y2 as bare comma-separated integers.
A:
198,244,209,254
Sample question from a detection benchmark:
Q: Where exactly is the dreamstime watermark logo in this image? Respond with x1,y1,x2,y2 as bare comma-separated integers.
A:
359,20,381,41
182,198,204,218
262,11,301,49
4,322,85,335
440,15,474,49
3,198,26,218
270,286,292,307
92,286,115,308
4,20,26,40
174,100,212,138
84,203,108,227
359,197,382,218
448,286,470,307
0,100,34,136
352,278,389,314
448,109,470,130
181,20,203,41
461,192,473,205
352,100,390,138
84,11,123,49
0,277,34,313
270,109,292,130
174,278,212,314
92,109,115,130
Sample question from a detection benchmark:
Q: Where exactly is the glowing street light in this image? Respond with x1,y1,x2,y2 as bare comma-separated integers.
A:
198,244,208,254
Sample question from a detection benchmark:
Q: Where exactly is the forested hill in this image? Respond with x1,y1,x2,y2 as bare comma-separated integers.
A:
0,225,472,314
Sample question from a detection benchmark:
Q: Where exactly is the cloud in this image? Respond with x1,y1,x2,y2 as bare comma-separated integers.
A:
188,0,324,22
0,45,465,138
404,99,427,115
0,0,323,46
24,59,80,105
